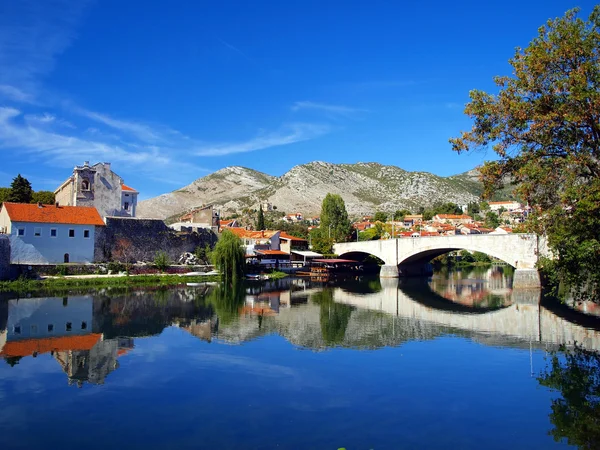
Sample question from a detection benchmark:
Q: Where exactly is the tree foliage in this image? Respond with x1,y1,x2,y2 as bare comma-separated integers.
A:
450,7,600,300
31,191,55,205
319,193,352,243
256,206,265,231
393,209,411,221
7,174,33,203
373,211,388,223
212,230,246,281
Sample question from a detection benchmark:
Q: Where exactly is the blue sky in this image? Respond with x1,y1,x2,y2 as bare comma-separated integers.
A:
0,0,596,199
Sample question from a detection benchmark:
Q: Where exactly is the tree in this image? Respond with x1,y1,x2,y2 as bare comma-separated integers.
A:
7,174,33,203
211,229,245,282
484,211,500,229
0,187,10,203
256,206,265,231
450,7,600,301
319,193,352,243
31,191,55,205
309,227,333,255
393,209,411,221
373,211,388,223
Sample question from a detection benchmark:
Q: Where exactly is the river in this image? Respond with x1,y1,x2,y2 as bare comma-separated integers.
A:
1,266,599,449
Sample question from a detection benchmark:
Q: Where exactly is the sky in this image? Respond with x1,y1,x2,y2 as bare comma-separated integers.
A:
0,0,597,200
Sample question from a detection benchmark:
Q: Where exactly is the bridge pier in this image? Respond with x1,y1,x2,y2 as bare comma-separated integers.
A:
513,269,541,289
380,265,399,278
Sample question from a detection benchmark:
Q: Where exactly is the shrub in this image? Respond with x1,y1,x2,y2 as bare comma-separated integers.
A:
154,251,171,272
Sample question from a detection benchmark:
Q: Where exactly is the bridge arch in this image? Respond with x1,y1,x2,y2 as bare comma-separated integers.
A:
333,234,544,287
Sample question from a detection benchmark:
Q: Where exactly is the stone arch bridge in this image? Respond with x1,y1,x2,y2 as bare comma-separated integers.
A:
333,234,548,288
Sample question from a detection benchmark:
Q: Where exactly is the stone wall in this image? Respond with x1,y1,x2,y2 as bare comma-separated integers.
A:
0,235,10,280
95,217,217,263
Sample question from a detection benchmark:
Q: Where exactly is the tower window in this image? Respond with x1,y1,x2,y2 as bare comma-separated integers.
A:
81,179,90,191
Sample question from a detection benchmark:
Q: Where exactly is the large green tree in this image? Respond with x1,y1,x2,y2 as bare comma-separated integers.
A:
212,230,246,282
7,174,33,203
450,7,600,301
319,193,351,243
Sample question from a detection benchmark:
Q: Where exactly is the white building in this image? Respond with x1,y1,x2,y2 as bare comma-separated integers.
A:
0,202,105,264
488,201,522,212
54,161,139,219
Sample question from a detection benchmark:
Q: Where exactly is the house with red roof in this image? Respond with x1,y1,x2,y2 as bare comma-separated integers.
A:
0,202,105,264
54,161,139,218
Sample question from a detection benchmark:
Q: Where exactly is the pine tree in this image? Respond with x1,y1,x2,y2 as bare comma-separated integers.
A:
256,206,265,231
7,174,33,203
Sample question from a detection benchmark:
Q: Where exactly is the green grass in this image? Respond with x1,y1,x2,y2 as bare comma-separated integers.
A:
0,273,220,294
267,271,288,279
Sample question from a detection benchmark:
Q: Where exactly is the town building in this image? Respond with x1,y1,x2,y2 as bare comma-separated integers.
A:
0,202,105,264
488,201,522,212
433,214,473,225
169,205,220,233
54,161,139,219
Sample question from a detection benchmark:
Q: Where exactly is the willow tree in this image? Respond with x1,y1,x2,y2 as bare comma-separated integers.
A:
450,7,600,300
212,229,246,282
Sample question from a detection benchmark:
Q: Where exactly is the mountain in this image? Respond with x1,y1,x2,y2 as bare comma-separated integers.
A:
136,162,484,220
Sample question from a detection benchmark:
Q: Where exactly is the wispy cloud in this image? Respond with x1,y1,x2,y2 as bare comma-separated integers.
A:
217,37,256,64
0,0,91,96
195,123,330,156
0,107,206,185
71,106,164,143
24,112,76,128
0,85,37,104
292,101,368,118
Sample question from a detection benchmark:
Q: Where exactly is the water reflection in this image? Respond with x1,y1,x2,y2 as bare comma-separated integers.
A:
538,344,600,447
2,274,600,386
429,265,514,309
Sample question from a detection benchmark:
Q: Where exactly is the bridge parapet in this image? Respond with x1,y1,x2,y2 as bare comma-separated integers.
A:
333,234,544,286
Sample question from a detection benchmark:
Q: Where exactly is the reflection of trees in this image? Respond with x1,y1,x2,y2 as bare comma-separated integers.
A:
207,281,246,325
338,277,382,295
311,288,353,345
538,344,600,448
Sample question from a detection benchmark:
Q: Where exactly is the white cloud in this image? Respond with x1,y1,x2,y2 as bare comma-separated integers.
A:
292,101,368,117
195,123,330,156
0,1,90,95
24,112,75,128
0,107,205,186
0,85,36,104
72,107,164,143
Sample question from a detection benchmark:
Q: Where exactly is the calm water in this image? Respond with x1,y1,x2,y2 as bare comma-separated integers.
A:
1,267,599,449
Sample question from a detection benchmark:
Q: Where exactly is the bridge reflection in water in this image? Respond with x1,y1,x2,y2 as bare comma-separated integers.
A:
1,272,600,386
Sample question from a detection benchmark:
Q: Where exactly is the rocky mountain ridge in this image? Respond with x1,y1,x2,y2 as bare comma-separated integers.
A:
137,161,485,219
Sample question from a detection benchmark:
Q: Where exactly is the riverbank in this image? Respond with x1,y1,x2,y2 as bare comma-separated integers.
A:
0,272,221,294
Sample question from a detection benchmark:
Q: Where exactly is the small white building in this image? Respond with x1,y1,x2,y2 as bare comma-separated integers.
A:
0,202,105,264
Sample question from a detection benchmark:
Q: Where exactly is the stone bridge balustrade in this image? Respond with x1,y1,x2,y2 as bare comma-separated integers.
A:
333,234,549,288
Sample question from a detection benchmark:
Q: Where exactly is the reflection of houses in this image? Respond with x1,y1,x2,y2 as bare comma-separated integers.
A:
55,161,138,218
0,202,105,264
0,296,132,386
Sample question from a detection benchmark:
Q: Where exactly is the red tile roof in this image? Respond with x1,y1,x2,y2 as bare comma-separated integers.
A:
0,333,102,357
227,228,278,239
2,202,105,226
435,214,472,220
255,249,289,256
279,232,307,241
121,184,137,192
